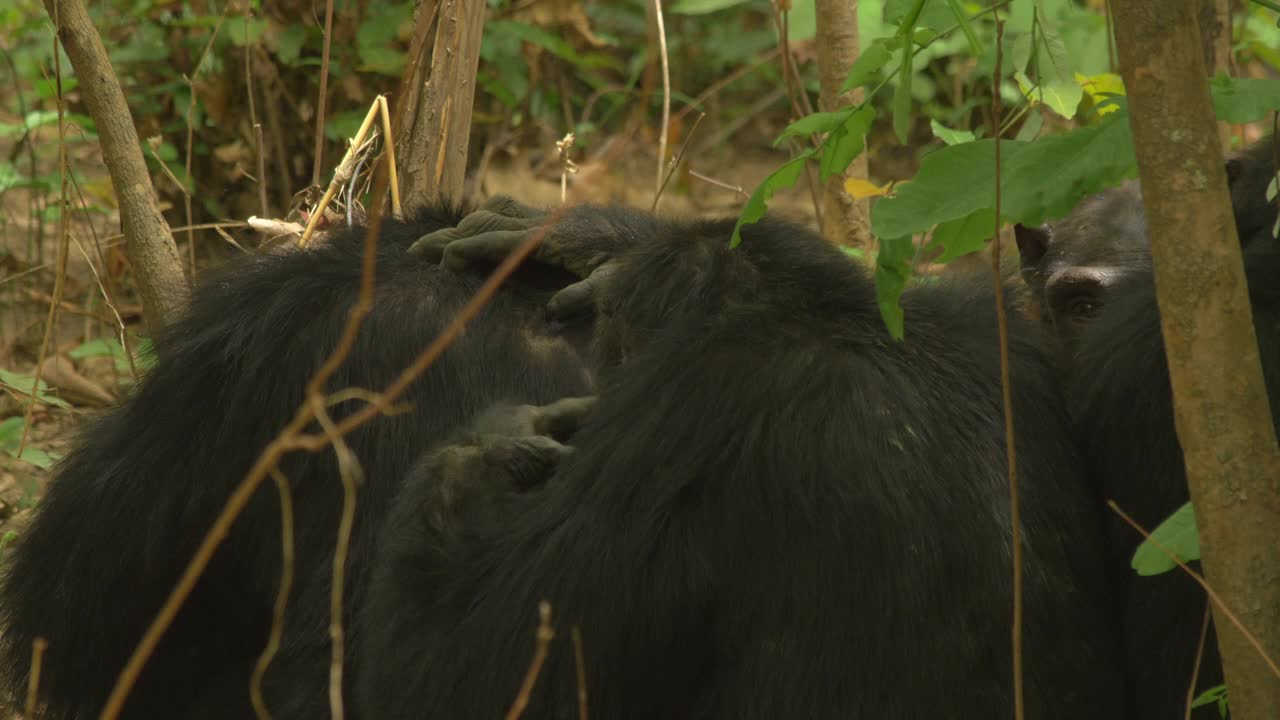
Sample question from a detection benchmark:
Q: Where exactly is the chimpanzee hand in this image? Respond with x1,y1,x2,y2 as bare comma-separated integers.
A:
409,196,651,320
416,395,597,538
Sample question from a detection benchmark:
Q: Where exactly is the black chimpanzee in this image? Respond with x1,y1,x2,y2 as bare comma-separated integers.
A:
355,200,1130,718
1014,180,1150,352
0,202,595,719
1019,136,1280,719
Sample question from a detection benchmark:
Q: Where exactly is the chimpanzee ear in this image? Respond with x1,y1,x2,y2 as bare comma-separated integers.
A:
1014,223,1052,271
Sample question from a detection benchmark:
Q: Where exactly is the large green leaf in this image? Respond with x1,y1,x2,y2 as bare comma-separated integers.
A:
1210,74,1280,123
871,109,1136,239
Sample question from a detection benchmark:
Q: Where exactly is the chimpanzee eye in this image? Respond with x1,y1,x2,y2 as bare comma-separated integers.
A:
1067,295,1102,322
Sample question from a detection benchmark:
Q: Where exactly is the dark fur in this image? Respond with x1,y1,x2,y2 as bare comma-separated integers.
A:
359,208,1128,718
0,207,594,718
1067,136,1280,719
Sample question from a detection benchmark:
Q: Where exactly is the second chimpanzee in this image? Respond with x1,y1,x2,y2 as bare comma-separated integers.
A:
0,202,594,719
1020,136,1280,718
356,201,1130,718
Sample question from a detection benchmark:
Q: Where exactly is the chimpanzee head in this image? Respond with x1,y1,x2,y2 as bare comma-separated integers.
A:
1015,180,1151,347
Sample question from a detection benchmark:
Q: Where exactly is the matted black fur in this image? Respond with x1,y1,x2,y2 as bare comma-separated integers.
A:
0,206,594,719
360,207,1128,718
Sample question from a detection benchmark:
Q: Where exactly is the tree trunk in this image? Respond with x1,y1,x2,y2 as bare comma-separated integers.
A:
814,0,872,250
43,0,188,336
398,0,486,209
1112,3,1280,718
1197,0,1234,147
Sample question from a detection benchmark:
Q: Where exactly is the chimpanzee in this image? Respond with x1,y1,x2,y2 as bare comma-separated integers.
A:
1014,180,1150,352
1019,136,1280,719
355,200,1130,718
0,201,595,719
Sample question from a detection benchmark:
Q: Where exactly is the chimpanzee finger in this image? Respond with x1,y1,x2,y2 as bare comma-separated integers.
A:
408,209,541,259
479,194,547,220
439,230,532,272
545,262,620,321
499,434,575,491
454,208,543,235
530,396,598,442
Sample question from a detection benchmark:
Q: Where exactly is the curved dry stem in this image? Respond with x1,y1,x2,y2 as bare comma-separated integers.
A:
505,602,556,720
250,468,295,720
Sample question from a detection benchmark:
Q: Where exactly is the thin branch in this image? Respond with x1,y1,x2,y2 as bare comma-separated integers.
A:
23,638,47,718
250,469,295,720
1185,603,1213,720
652,112,704,212
505,602,556,720
573,626,589,720
651,0,671,211
1109,500,1280,679
310,0,336,187
376,95,401,217
987,10,1023,720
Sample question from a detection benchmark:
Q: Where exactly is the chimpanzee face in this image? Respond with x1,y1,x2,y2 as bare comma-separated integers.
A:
1015,181,1151,346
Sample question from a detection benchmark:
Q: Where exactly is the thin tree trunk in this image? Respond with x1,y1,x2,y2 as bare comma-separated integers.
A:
814,0,871,250
43,0,188,336
1112,3,1280,718
1197,0,1234,147
399,0,486,209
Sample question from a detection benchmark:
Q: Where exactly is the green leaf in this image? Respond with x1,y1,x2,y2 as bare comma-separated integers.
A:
668,0,748,14
840,39,894,94
819,105,875,182
228,18,268,45
1131,502,1200,576
356,4,411,75
731,150,815,248
68,338,118,360
1011,32,1033,73
784,0,817,42
0,417,60,470
926,208,995,262
33,76,78,99
942,0,982,55
884,0,953,30
874,235,915,340
0,531,17,558
930,119,975,145
1189,684,1228,715
325,111,367,142
871,109,1137,239
1210,74,1280,123
893,52,914,144
0,162,27,194
1015,110,1045,141
774,110,855,147
0,369,71,409
69,337,147,373
1039,80,1084,119
276,25,307,65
